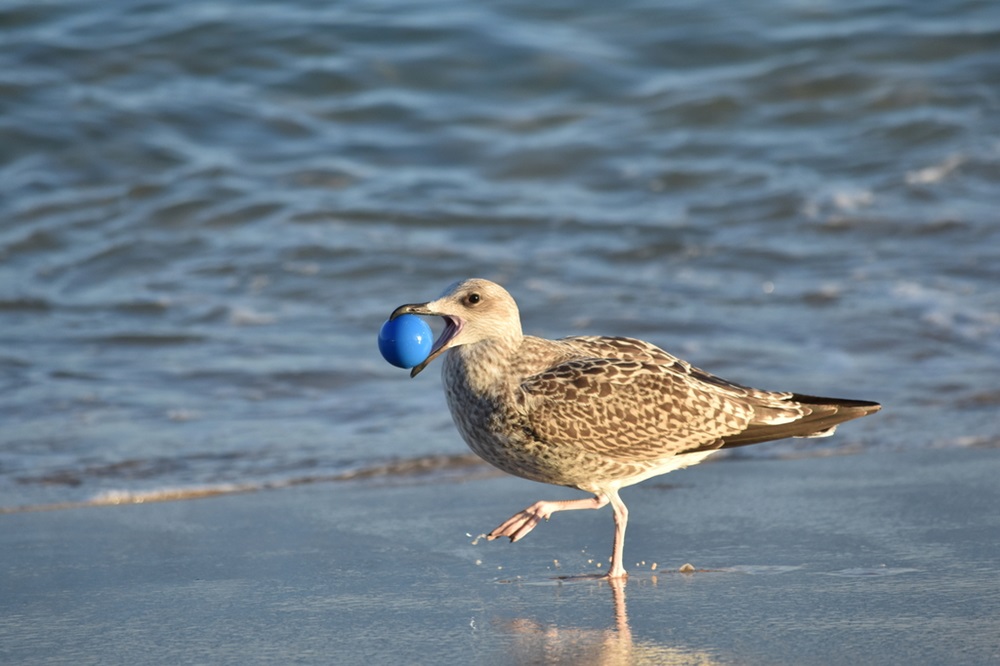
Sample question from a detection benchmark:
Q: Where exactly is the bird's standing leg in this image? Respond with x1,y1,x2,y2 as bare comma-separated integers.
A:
605,489,629,578
487,494,609,543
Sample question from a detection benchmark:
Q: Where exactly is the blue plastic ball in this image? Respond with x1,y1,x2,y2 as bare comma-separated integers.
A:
378,314,433,369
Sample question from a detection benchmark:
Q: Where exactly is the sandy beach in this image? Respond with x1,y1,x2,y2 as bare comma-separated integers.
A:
3,446,998,665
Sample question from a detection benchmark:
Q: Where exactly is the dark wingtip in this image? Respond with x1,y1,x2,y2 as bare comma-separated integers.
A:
792,394,882,416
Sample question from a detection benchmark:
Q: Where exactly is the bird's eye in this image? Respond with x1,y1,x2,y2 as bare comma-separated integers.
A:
467,293,481,305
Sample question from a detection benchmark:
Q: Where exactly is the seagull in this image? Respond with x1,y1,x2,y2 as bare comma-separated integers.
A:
391,278,880,578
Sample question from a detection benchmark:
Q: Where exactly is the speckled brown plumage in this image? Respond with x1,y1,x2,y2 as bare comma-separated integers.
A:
391,278,881,578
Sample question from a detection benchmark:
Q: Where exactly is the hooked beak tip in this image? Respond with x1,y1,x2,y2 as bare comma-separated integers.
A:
390,303,426,320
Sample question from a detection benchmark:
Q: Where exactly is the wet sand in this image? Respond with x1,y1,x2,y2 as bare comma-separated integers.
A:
2,447,998,665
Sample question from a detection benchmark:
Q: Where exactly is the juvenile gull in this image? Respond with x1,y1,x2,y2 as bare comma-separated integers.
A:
391,279,880,578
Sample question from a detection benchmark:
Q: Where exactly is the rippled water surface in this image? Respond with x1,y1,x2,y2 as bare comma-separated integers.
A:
2,0,999,509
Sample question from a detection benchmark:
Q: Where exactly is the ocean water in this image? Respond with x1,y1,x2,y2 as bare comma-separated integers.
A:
2,0,998,511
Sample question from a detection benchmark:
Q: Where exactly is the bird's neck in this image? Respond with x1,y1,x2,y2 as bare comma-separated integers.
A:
446,335,521,397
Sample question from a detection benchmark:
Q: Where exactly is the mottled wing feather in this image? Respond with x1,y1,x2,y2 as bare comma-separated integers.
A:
566,336,794,402
521,360,746,463
519,336,818,463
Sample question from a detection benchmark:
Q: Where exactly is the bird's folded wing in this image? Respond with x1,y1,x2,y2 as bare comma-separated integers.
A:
520,357,766,462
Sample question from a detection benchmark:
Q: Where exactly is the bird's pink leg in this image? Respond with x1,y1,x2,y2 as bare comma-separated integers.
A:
605,490,629,578
487,494,609,543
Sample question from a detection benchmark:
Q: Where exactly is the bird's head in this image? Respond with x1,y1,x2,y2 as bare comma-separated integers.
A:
390,278,522,377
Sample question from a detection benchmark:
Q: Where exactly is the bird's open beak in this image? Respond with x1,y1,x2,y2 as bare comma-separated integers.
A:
390,303,463,378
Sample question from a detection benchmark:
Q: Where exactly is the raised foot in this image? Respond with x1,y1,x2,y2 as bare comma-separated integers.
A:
486,495,610,543
487,501,554,543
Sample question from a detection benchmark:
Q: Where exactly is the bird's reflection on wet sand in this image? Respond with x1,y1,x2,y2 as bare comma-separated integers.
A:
493,575,721,665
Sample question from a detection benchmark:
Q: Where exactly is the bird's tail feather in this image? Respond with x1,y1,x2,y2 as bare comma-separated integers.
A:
717,394,881,449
